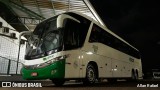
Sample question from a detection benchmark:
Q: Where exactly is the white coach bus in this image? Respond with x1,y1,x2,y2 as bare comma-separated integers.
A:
20,12,142,86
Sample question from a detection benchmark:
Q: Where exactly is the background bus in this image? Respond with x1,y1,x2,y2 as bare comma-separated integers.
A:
20,12,143,86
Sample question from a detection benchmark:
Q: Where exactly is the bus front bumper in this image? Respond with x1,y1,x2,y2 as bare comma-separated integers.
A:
21,60,65,80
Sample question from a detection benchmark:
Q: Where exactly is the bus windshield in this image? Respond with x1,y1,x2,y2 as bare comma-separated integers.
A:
25,18,62,60
24,14,91,60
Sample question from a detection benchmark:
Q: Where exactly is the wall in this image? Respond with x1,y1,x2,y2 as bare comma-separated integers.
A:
0,17,26,74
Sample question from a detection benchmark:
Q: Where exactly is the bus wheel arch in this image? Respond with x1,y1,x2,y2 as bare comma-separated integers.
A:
83,61,99,84
88,61,99,79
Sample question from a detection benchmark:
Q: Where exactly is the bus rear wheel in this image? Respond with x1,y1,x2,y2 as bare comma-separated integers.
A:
128,70,138,82
83,64,97,85
51,79,65,86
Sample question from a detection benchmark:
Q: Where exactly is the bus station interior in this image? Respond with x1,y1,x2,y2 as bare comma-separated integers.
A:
0,0,160,80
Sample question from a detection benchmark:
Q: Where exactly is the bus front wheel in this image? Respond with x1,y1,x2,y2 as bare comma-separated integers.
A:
83,64,97,85
51,79,65,86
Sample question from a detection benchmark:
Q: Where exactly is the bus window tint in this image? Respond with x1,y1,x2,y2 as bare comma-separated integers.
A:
89,26,100,42
89,24,140,59
64,19,79,50
65,13,91,47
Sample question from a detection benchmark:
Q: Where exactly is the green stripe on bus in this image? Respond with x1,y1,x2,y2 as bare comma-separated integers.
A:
22,59,65,80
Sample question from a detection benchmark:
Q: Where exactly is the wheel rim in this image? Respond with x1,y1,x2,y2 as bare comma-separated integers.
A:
87,68,95,82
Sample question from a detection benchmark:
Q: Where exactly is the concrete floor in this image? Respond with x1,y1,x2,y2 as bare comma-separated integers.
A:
0,79,160,90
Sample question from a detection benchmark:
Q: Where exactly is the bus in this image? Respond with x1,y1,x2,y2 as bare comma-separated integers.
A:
20,12,143,86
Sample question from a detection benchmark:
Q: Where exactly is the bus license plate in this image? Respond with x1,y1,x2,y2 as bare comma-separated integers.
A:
31,72,37,76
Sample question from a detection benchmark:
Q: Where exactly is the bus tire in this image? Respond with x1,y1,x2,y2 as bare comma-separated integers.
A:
130,70,138,81
51,79,65,86
135,70,139,80
83,64,97,85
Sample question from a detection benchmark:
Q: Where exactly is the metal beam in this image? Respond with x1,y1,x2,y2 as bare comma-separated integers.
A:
83,0,106,27
17,0,32,18
19,17,41,25
10,1,45,20
51,0,56,15
35,0,43,17
0,0,45,20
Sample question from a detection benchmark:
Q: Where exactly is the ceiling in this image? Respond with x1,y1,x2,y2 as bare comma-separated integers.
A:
10,0,95,19
0,0,96,31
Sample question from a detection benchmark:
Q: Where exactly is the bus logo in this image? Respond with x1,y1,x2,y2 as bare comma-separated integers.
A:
2,82,11,87
129,58,134,62
43,58,47,61
92,45,98,53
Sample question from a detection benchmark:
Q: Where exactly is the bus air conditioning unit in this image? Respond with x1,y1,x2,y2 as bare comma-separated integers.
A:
10,33,16,38
2,27,9,33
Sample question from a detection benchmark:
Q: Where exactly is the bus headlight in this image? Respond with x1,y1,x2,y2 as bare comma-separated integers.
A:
23,54,69,69
36,54,70,68
36,59,56,68
24,60,54,69
54,54,70,61
36,62,50,68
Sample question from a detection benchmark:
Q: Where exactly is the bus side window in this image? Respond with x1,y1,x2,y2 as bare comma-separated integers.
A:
64,19,80,50
89,25,101,42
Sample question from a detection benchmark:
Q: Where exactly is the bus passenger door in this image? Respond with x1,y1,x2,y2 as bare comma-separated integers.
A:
65,50,81,78
63,18,81,78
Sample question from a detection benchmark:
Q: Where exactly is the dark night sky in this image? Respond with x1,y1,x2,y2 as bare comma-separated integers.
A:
89,0,160,72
